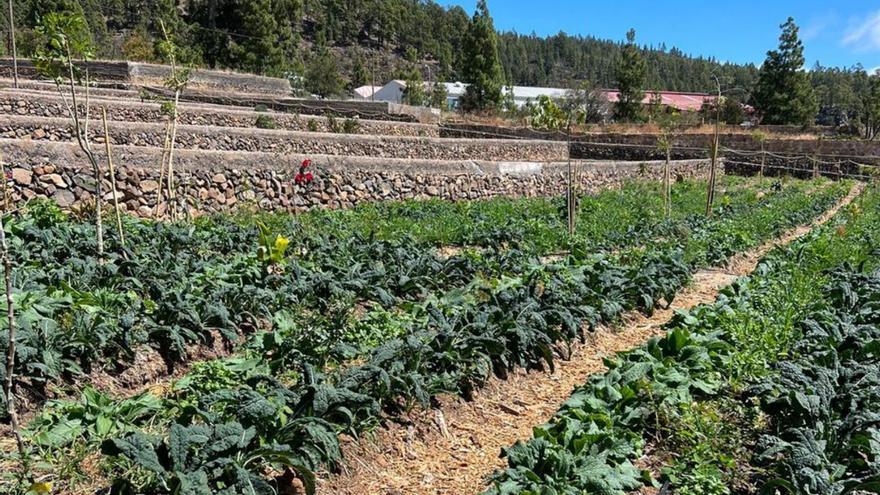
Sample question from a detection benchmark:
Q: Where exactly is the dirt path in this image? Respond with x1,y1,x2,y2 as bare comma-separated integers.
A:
320,182,864,495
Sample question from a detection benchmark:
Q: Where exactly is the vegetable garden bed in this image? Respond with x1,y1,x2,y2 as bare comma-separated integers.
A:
484,183,879,495
0,176,852,494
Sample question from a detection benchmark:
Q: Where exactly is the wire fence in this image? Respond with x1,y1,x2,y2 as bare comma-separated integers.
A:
439,124,880,176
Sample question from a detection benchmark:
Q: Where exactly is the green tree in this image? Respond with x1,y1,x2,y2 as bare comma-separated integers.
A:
228,0,296,77
305,47,344,98
752,17,818,126
402,67,426,106
350,51,369,89
460,0,504,112
615,29,647,122
429,81,449,110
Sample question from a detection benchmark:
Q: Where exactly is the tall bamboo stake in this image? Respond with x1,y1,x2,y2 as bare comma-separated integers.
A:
0,158,27,479
155,122,171,218
101,107,125,248
6,0,18,88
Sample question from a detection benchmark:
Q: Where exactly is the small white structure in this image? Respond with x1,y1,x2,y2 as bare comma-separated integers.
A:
352,85,382,100
370,80,408,103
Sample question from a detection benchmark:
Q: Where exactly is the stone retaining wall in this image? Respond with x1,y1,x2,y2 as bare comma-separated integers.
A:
0,93,439,137
0,115,561,161
0,139,716,216
441,123,880,165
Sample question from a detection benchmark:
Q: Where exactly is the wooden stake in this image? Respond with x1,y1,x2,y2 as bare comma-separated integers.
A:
101,107,125,248
0,158,28,481
6,0,18,89
155,122,171,218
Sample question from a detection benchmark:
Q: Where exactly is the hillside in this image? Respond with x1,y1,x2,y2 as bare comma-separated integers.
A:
1,0,757,93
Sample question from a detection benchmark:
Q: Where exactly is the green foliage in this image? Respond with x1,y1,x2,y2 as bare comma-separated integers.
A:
32,10,94,83
29,387,162,449
401,68,426,106
529,95,567,130
614,29,647,123
751,268,880,494
430,82,449,110
254,114,278,129
460,0,504,112
752,18,818,126
256,222,290,265
102,422,316,495
305,48,344,98
226,0,296,77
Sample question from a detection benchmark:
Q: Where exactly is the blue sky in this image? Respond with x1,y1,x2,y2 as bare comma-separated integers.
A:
443,0,880,71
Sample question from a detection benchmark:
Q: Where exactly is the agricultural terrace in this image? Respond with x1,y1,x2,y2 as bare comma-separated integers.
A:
0,174,869,495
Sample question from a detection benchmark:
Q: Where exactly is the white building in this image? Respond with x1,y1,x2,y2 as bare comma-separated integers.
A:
362,79,570,109
352,85,382,100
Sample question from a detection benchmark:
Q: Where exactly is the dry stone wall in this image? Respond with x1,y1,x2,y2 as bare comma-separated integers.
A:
0,93,439,137
0,115,563,161
0,139,716,216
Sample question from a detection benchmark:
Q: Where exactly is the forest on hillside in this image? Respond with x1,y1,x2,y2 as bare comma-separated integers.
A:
2,0,759,92
0,0,876,129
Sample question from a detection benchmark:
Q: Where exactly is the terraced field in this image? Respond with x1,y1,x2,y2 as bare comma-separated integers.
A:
0,174,863,495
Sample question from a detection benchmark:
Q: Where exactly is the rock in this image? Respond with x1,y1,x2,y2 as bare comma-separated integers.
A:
31,128,46,139
212,173,227,184
140,180,159,193
73,175,98,192
42,173,67,188
11,168,32,186
426,186,440,196
53,189,75,207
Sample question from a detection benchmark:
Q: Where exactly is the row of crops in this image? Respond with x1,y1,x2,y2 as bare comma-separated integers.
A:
484,183,880,494
0,176,852,494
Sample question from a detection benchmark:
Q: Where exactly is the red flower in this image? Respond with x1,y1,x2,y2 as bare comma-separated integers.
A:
301,159,312,169
304,172,314,183
294,173,304,185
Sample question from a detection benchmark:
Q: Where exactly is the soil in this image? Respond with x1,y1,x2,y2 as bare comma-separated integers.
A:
319,182,864,495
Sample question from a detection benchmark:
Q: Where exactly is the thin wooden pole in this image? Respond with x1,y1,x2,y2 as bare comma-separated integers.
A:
155,122,171,218
0,158,27,479
101,107,125,248
6,0,18,89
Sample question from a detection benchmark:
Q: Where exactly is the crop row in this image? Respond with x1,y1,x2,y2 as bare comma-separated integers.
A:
483,183,878,495
0,176,802,420
7,179,848,493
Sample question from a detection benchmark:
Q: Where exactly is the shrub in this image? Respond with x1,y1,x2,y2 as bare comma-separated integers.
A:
255,114,278,129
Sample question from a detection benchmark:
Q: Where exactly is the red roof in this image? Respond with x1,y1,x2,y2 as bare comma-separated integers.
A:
602,90,713,112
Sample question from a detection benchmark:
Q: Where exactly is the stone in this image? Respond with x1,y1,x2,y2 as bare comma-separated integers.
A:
73,175,98,192
11,168,32,186
212,173,227,184
140,180,159,193
42,173,67,188
31,128,46,139
53,189,75,207
426,186,440,196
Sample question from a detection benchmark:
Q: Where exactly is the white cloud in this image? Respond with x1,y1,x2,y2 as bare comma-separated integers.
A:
842,11,880,51
801,20,828,42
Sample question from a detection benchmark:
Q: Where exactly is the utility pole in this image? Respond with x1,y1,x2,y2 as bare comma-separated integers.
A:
7,0,18,88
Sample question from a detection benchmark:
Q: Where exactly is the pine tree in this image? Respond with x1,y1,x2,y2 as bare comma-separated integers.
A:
615,28,647,122
752,18,818,126
402,67,426,106
228,0,296,77
305,46,344,98
460,0,504,112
